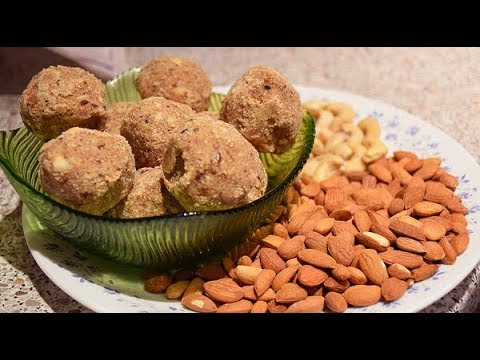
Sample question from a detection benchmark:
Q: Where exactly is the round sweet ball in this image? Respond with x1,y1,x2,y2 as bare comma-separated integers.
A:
107,167,184,219
136,56,212,112
19,66,107,141
39,127,136,215
219,65,302,154
97,102,135,135
120,96,195,169
162,114,268,211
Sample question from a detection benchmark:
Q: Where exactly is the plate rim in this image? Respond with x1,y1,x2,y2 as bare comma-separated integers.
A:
24,84,480,313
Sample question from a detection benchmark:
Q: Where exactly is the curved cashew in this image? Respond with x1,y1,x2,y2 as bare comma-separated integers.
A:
316,110,335,130
342,154,367,172
331,142,354,160
324,133,346,152
303,100,329,120
358,117,381,138
325,102,355,123
362,139,388,163
347,126,365,146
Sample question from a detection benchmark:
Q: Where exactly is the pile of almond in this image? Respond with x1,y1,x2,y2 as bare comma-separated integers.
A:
145,151,470,313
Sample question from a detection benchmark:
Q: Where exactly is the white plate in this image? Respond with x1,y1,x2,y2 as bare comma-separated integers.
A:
23,85,480,313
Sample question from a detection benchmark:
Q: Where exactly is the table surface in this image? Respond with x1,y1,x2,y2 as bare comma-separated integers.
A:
1,47,479,313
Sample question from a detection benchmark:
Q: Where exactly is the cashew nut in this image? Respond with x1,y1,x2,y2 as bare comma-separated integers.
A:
358,117,381,138
362,139,388,163
325,102,355,123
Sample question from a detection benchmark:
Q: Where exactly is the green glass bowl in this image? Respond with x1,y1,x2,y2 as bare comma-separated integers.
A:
0,68,314,269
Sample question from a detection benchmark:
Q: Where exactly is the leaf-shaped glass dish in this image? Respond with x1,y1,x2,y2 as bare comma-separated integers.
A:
0,68,314,269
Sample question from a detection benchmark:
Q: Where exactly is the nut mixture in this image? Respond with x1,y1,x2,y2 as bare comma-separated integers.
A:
145,150,470,312
302,101,388,182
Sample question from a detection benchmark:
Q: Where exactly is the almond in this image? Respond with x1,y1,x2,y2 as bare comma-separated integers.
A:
395,237,426,254
387,263,411,280
404,158,423,173
144,273,173,294
203,279,244,303
173,269,194,282
327,236,355,266
237,255,253,266
287,210,312,235
314,217,335,234
241,285,257,301
422,221,446,241
166,280,190,300
297,265,329,287
451,222,468,234
324,292,348,313
450,233,470,255
300,181,321,197
277,238,304,260
370,223,398,244
267,299,288,313
273,223,289,239
235,265,263,285
424,181,453,204
275,283,308,304
261,235,285,250
259,248,286,274
323,277,350,292
355,232,390,252
343,285,381,307
445,199,468,214
352,188,393,208
195,263,227,280
297,249,337,269
413,201,444,217
181,293,217,313
358,249,389,285
305,231,328,253
251,300,268,313
381,278,408,302
336,232,355,246
411,264,439,281
379,250,424,269
254,269,276,297
353,210,371,232
321,176,349,191
183,277,205,297
422,242,445,261
257,288,276,302
388,198,405,216
286,258,301,268
439,173,459,190
345,170,368,182
419,216,454,232
394,151,417,160
389,219,426,241
403,177,426,209
330,209,353,221
446,213,467,226
414,159,439,180
348,267,368,285
332,264,351,281
332,220,359,236
285,296,325,313
367,210,390,227
325,188,348,213
440,237,457,265
399,215,423,228
387,178,403,197
272,266,299,292
368,163,393,183
362,175,378,188
222,257,237,279
315,190,325,205
251,259,262,269
390,163,412,185
217,299,253,313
